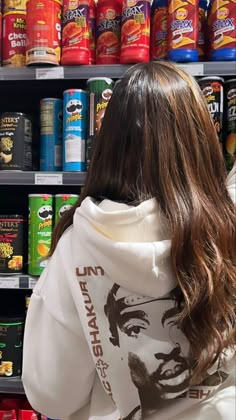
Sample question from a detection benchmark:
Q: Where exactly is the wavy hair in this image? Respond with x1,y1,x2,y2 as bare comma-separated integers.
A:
50,62,236,384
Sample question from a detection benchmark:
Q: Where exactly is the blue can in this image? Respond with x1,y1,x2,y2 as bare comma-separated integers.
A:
63,89,88,172
40,98,63,172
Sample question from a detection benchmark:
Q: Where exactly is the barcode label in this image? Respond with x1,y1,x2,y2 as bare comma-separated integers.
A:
34,51,46,56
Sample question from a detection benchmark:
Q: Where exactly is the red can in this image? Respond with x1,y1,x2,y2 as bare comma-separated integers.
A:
2,11,26,67
120,0,151,64
0,13,2,64
26,0,62,66
89,0,96,64
151,0,168,60
96,0,122,64
61,0,90,65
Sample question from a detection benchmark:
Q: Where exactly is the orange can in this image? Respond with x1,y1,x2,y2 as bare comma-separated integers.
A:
2,11,26,67
3,0,27,13
26,0,62,65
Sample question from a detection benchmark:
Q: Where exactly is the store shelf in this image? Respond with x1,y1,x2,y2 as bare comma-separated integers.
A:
0,378,25,394
0,171,87,186
0,62,235,81
0,275,37,289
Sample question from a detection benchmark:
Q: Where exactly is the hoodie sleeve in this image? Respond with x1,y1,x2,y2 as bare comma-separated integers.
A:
22,228,96,419
226,162,236,204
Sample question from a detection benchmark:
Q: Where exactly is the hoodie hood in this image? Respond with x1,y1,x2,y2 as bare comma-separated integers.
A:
74,197,176,299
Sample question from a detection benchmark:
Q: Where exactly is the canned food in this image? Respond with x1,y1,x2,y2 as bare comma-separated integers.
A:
2,11,26,67
3,0,27,13
199,76,224,144
40,98,63,172
225,79,236,171
28,194,53,276
26,0,62,66
61,0,90,65
0,317,24,377
0,113,32,171
0,216,24,274
86,78,113,166
63,89,88,172
55,194,79,224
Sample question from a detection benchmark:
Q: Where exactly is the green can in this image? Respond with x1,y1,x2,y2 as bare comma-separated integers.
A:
55,194,79,225
28,194,54,276
86,77,114,167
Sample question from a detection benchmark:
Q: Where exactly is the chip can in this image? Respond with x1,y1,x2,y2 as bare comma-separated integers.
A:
0,215,24,274
199,76,224,145
0,113,32,170
28,194,53,276
225,79,236,171
63,89,88,172
55,194,79,224
40,98,63,172
0,317,24,377
3,0,27,13
26,0,62,66
2,11,26,67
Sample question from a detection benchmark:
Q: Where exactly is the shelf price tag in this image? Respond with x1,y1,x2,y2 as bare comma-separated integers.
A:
36,67,64,80
35,173,63,185
28,277,38,289
177,64,204,76
0,277,19,289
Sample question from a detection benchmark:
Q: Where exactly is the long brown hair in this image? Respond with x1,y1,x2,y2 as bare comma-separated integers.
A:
51,62,236,384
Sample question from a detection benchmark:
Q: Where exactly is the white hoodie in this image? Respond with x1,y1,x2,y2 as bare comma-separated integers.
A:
22,165,236,420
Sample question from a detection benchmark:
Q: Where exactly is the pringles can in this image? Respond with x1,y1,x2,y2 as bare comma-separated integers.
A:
2,11,26,67
0,113,32,170
63,89,88,172
224,79,236,171
26,0,62,66
0,215,24,274
28,194,53,276
86,77,113,167
199,76,224,145
55,194,79,224
40,98,63,172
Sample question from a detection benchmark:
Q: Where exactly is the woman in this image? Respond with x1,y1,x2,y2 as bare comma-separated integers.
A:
22,62,236,420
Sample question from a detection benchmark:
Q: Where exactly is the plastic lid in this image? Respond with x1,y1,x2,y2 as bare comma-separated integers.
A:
225,79,236,84
86,77,114,85
198,76,224,82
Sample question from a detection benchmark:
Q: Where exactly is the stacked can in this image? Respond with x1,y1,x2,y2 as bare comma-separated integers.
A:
55,194,79,224
86,77,114,167
63,89,88,172
40,98,63,171
2,0,26,67
28,194,53,276
89,0,96,64
224,79,236,171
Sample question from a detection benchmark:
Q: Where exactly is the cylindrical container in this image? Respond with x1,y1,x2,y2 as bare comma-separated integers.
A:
26,0,61,66
28,194,53,276
0,113,32,171
0,216,24,274
2,11,26,67
198,0,207,60
89,0,96,64
151,0,168,60
40,98,63,172
0,12,2,65
120,0,151,63
0,317,24,377
61,0,90,65
0,410,16,420
55,194,79,224
63,89,88,172
199,76,224,145
209,0,236,61
168,0,199,62
3,0,26,13
86,77,114,167
96,0,122,64
224,79,236,171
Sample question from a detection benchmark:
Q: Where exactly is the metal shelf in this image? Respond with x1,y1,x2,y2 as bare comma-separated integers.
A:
0,171,87,185
0,378,25,394
0,275,37,289
0,62,235,81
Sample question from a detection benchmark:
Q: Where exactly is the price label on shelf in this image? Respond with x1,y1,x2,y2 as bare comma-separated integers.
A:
36,67,64,80
0,277,19,289
28,277,38,289
35,173,63,185
177,64,204,76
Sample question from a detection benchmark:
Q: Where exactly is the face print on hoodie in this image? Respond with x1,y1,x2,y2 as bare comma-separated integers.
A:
104,285,191,418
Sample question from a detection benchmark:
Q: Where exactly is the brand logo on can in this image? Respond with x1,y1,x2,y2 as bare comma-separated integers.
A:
216,7,229,20
66,99,83,124
176,8,188,20
227,88,236,100
37,205,53,230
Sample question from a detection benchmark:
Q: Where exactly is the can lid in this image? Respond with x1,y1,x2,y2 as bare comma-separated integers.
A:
0,215,24,218
40,98,63,102
86,77,114,85
0,112,29,117
225,79,236,84
28,194,53,197
198,76,224,83
63,89,88,95
55,194,79,198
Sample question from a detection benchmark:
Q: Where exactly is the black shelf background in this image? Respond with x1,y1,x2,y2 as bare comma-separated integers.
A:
0,378,24,394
